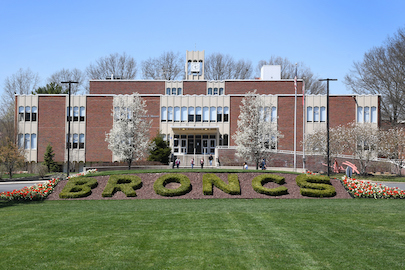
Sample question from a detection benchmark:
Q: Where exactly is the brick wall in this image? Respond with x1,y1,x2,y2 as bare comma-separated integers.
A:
90,81,165,95
183,81,207,95
86,96,113,162
277,96,304,151
38,96,65,162
226,80,302,95
329,96,356,127
143,96,161,138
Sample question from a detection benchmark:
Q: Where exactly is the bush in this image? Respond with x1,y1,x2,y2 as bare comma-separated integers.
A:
35,164,48,178
153,173,191,197
203,173,241,195
296,174,336,197
251,174,288,196
102,175,142,197
59,177,98,199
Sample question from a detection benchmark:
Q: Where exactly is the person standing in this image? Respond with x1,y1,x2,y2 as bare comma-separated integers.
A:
209,154,213,166
200,158,204,169
190,158,194,169
175,158,180,168
261,159,266,170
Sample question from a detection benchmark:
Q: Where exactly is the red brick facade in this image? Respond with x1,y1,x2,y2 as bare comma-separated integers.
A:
86,96,113,162
90,81,165,95
37,96,65,162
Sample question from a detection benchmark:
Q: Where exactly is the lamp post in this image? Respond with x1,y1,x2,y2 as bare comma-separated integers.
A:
61,81,78,178
318,78,337,177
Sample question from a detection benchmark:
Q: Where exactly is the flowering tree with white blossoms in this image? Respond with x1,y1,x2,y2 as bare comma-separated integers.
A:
305,125,347,167
233,91,281,169
105,93,153,170
378,127,405,175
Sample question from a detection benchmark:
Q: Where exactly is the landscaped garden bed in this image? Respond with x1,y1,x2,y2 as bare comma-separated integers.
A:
47,172,352,200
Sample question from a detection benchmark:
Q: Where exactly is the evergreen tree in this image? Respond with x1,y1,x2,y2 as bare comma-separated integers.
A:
43,144,59,172
148,132,172,164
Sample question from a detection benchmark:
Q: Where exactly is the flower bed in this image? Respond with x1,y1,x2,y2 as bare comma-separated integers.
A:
0,178,60,201
67,169,98,179
341,176,405,199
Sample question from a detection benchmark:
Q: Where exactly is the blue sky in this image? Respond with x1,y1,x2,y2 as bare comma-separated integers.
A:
1,0,404,95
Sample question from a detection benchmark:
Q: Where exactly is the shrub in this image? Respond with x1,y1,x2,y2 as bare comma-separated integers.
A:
59,177,98,199
153,173,191,197
296,174,336,197
251,174,288,196
102,175,142,197
203,173,241,195
35,164,48,178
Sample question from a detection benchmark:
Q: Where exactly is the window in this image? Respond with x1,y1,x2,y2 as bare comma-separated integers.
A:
213,88,218,95
73,134,78,149
177,88,182,95
364,107,370,122
31,134,37,149
167,107,173,121
166,88,171,95
217,107,222,122
19,106,24,121
307,107,313,122
223,107,229,122
25,106,30,121
79,134,85,149
161,107,167,121
357,106,363,123
172,88,176,95
80,107,85,121
271,107,277,122
196,107,202,122
18,134,24,148
219,88,224,95
223,134,229,146
67,107,73,121
208,88,212,95
32,106,37,121
259,107,264,120
210,107,216,122
320,106,326,122
24,134,30,149
203,107,209,122
264,107,270,122
66,134,71,149
174,107,180,122
181,107,187,122
73,106,79,121
371,106,377,123
188,107,194,122
314,107,319,122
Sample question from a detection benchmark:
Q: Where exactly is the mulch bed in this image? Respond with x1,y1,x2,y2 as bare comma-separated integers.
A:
46,172,352,200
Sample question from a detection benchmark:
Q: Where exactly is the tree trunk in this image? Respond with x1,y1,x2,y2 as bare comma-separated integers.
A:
9,168,12,179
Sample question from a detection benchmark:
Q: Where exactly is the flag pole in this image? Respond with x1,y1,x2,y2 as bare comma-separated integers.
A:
302,78,306,172
294,64,297,171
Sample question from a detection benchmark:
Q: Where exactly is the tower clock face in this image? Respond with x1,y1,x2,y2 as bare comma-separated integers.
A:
190,62,200,72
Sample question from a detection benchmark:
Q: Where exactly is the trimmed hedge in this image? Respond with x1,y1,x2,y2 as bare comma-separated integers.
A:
59,177,98,199
251,174,288,196
102,175,142,197
203,173,241,195
296,174,336,197
153,173,192,197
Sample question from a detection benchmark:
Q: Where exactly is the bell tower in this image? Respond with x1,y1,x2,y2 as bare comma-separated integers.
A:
185,50,204,80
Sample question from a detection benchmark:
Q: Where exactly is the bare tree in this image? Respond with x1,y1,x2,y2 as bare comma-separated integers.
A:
48,68,85,94
3,68,40,104
378,127,405,175
86,52,137,80
344,27,405,125
141,51,183,80
257,56,325,94
205,53,253,80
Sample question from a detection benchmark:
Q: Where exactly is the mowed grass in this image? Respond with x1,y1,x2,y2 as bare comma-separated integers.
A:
1,199,405,270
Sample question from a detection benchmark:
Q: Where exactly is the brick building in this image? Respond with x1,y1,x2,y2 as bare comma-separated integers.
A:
15,51,380,172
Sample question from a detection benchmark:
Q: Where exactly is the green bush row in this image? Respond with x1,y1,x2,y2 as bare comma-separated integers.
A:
251,174,288,196
59,178,98,198
203,173,241,195
153,173,192,197
102,175,142,197
296,174,336,197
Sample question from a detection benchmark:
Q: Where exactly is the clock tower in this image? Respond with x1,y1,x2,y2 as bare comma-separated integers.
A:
186,50,204,80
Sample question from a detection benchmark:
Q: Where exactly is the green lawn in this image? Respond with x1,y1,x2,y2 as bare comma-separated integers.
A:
1,199,405,269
